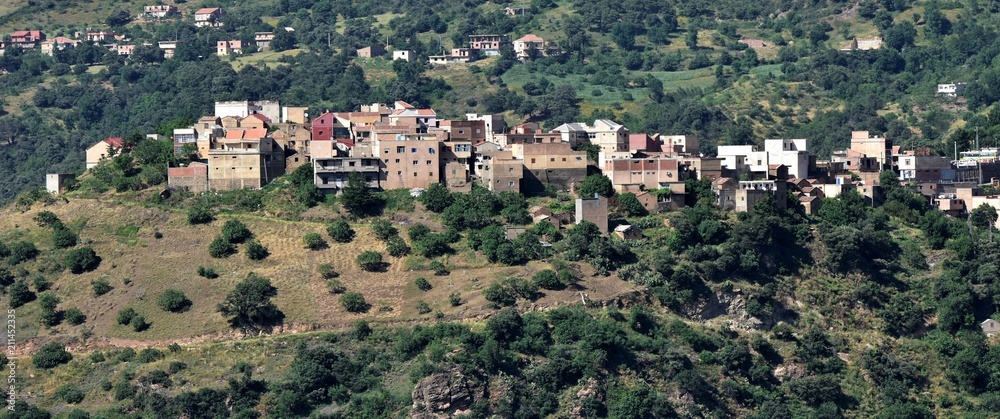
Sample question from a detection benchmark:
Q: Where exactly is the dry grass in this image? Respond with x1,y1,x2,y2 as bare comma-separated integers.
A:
0,197,640,352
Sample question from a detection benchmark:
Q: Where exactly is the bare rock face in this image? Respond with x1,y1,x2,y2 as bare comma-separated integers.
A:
773,363,808,382
568,378,603,418
411,367,479,418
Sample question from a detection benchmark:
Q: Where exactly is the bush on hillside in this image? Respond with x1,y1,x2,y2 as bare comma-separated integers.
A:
415,277,432,292
157,289,191,312
327,220,355,243
187,205,214,225
221,219,253,244
8,280,34,308
302,233,327,250
117,307,137,325
7,241,38,265
92,278,113,296
245,240,269,260
208,236,236,258
317,263,338,279
52,225,78,248
371,219,397,241
356,251,384,272
340,292,368,313
64,308,86,325
33,342,72,369
197,266,218,278
66,247,100,274
386,236,410,257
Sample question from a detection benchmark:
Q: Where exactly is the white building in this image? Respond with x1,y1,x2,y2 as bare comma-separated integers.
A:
937,83,967,97
718,139,810,180
214,101,281,121
392,50,413,61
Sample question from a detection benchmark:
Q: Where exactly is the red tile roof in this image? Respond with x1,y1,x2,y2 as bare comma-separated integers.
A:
248,113,270,123
104,137,123,147
195,7,220,14
515,34,544,43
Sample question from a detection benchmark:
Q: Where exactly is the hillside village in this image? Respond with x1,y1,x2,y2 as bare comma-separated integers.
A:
68,98,1000,235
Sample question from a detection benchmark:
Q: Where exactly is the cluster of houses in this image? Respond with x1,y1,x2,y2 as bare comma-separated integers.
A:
67,99,1000,234
361,33,551,65
1,7,232,58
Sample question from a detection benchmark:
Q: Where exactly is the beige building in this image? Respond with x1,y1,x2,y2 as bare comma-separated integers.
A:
168,162,209,192
511,142,588,194
86,137,124,169
271,123,312,171
735,180,788,213
513,34,545,60
602,157,688,194
217,40,242,56
480,151,522,193
373,136,442,189
575,195,609,234
551,119,628,153
207,129,284,190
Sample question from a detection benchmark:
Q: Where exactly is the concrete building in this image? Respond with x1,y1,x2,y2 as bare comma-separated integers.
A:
938,83,967,97
357,45,386,57
551,119,629,153
313,157,380,193
271,123,312,171
735,180,787,213
465,113,505,143
217,40,242,56
214,101,280,121
575,195,609,234
143,5,178,18
167,162,209,192
392,50,413,61
45,173,75,195
86,137,124,169
194,7,224,27
763,139,809,180
254,32,274,50
513,34,545,60
207,129,284,190
429,48,472,64
157,40,179,59
468,35,507,56
629,134,661,153
480,151,522,193
897,150,953,183
372,135,442,189
662,135,699,154
602,157,687,194
281,106,309,124
511,142,588,194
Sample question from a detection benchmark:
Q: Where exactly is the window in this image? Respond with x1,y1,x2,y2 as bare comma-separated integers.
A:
508,168,514,173
411,148,417,153
531,158,536,163
412,160,418,165
576,157,582,161
430,172,434,177
508,181,514,187
413,172,418,177
384,149,389,154
562,158,567,161
427,160,432,165
550,158,555,162
429,148,436,154
348,161,355,167
395,159,400,163
396,146,404,153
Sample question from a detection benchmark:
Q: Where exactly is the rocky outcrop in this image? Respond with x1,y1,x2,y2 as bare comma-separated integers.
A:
411,367,481,418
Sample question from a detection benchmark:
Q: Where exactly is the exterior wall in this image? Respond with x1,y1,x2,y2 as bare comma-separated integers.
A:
482,157,522,193
898,155,953,182
735,181,787,213
168,163,209,192
207,139,283,190
282,106,308,124
603,158,686,193
663,135,698,154
392,50,413,61
373,138,442,189
313,157,380,193
86,142,114,169
45,174,75,195
512,142,588,194
444,161,471,192
575,196,609,234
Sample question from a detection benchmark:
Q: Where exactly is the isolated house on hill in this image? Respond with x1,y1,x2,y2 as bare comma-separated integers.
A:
86,137,124,169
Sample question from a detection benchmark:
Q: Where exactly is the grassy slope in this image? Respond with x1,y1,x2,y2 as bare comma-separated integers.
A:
0,194,638,348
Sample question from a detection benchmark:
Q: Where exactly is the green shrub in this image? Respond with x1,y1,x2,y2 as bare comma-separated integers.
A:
117,348,136,362
532,269,563,290
64,308,86,325
220,219,253,243
302,233,327,250
65,247,100,274
429,260,449,276
0,268,12,287
157,289,190,312
117,308,137,325
131,315,149,332
340,292,368,313
32,342,72,369
8,280,34,308
168,361,187,373
318,263,338,279
31,275,50,292
208,236,236,258
167,343,182,353
136,348,164,363
113,381,136,401
415,277,432,292
449,292,462,306
55,385,85,404
386,236,410,257
33,211,61,227
416,300,432,314
7,241,38,265
245,240,269,260
92,278,113,296
327,220,355,243
326,279,346,294
197,266,218,278
371,218,397,241
483,277,540,307
52,226,78,248
356,251,384,272
187,205,214,224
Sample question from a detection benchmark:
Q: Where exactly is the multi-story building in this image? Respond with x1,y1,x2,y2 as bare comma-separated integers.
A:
718,139,809,180
480,150,522,193
602,157,688,194
468,35,507,56
214,101,280,121
207,129,284,190
217,40,242,56
271,123,312,171
86,137,123,169
465,114,505,143
195,7,224,27
372,135,442,189
429,48,472,64
40,37,80,56
511,142,588,194
513,34,545,60
735,180,787,213
896,149,954,183
551,119,629,153
763,139,809,180
254,32,275,50
143,5,178,18
9,30,44,48
313,157,380,193
575,195,609,234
